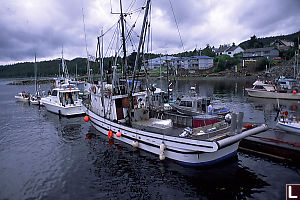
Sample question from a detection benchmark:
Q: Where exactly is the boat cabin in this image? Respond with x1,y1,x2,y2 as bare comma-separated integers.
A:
171,95,211,116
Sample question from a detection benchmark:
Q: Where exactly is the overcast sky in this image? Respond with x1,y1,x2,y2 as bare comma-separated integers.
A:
0,0,299,65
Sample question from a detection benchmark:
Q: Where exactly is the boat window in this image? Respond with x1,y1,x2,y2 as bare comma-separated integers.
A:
186,101,192,107
179,101,186,106
51,90,57,96
253,85,265,90
152,96,155,101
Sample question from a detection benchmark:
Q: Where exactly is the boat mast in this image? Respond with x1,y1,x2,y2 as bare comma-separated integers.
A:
129,0,151,98
119,0,127,82
34,53,37,93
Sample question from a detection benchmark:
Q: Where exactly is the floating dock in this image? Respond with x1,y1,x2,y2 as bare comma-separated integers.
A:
239,128,300,163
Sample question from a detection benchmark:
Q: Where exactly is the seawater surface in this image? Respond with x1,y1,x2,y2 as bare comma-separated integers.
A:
0,78,299,200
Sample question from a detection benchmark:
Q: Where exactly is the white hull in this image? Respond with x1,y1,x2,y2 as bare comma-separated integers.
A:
246,88,300,100
15,96,29,102
43,101,84,116
87,108,240,166
276,121,300,133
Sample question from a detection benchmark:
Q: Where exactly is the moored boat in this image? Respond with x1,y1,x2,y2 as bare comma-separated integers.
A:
245,78,300,100
15,92,30,102
83,0,268,166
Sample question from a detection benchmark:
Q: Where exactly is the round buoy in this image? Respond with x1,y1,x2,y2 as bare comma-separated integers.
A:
108,130,113,138
116,131,122,137
293,90,297,94
84,116,89,122
132,140,139,148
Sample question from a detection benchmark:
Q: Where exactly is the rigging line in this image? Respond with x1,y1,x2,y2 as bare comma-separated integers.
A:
104,19,120,58
125,0,136,13
168,0,185,52
101,21,119,37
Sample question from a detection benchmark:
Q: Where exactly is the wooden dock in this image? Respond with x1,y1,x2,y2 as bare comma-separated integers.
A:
239,128,300,163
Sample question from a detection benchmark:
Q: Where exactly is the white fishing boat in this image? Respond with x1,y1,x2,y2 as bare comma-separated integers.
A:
83,0,268,166
15,92,29,102
41,50,85,116
245,78,300,100
41,83,84,116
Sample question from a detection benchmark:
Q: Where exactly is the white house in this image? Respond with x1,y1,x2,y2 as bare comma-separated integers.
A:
224,46,244,57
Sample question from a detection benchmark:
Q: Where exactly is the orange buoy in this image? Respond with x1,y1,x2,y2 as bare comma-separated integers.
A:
108,130,113,138
84,116,90,122
116,131,122,137
293,90,297,94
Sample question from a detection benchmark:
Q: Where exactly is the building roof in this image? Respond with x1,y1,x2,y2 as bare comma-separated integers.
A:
215,45,230,53
225,45,244,52
244,47,278,53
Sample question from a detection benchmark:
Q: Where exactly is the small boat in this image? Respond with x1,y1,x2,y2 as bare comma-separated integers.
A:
41,83,85,116
40,51,85,116
276,111,300,133
212,107,231,115
15,92,29,102
245,77,300,100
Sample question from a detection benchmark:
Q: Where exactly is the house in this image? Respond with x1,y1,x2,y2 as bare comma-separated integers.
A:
214,45,230,56
270,39,294,51
224,45,244,57
214,44,244,57
142,56,175,70
242,47,279,61
170,56,213,71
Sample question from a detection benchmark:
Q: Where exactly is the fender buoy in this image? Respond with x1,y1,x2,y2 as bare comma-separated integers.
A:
159,143,166,161
293,90,297,94
116,131,122,137
132,140,139,148
84,116,89,122
108,130,113,138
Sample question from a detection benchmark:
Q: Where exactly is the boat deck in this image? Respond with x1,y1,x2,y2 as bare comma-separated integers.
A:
132,117,233,142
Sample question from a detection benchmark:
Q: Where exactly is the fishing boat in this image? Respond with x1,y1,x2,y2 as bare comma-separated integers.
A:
15,91,30,102
245,77,300,100
41,51,85,116
41,83,84,116
84,0,268,166
30,54,43,105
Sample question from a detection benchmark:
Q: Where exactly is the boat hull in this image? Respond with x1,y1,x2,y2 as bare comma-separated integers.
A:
14,96,29,102
245,88,300,100
43,101,85,116
276,121,300,133
86,108,239,166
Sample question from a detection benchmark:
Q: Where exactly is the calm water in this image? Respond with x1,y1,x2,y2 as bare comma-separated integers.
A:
0,78,299,200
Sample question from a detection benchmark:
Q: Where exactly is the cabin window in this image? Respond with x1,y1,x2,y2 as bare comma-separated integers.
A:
51,90,57,96
179,101,186,106
186,101,192,107
253,85,265,90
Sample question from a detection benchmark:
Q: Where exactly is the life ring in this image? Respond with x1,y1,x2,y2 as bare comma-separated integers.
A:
92,86,96,94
